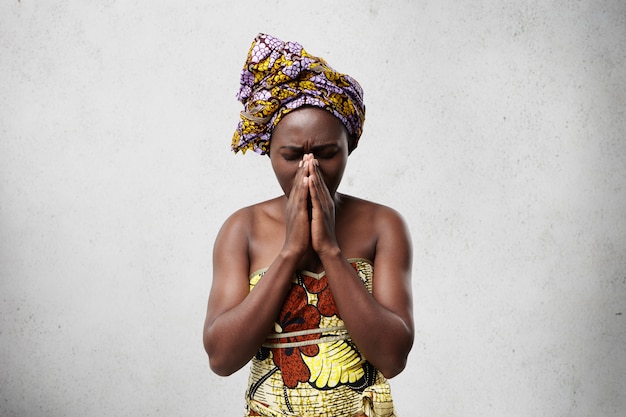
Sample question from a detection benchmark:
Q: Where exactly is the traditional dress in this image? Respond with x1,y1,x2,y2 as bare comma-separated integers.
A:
245,259,396,417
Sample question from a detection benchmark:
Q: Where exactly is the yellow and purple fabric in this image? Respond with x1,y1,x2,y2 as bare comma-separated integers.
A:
232,33,366,155
244,259,396,417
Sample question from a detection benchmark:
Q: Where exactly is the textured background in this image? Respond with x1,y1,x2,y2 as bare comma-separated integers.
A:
1,1,625,416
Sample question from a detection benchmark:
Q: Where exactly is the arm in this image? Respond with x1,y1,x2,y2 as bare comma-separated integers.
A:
308,165,414,378
203,161,312,376
319,212,413,378
202,212,294,375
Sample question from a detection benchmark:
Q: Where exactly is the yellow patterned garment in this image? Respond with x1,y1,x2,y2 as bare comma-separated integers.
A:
245,259,396,417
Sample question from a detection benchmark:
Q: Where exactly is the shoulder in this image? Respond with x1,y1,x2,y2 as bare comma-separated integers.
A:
215,197,287,272
219,197,281,229
216,205,252,238
342,197,413,286
215,197,284,244
337,194,411,257
340,194,409,231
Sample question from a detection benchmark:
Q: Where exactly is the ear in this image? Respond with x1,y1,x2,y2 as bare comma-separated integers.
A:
347,135,356,155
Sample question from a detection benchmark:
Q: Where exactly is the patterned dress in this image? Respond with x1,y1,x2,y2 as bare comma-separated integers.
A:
245,259,396,417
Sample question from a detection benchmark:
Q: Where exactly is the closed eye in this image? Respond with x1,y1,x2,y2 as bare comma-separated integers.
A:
280,150,303,161
314,146,339,159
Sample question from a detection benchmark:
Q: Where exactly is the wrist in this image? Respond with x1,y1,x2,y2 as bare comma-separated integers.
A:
316,245,343,263
278,247,305,264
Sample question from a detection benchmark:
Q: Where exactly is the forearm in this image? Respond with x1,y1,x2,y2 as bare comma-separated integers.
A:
319,249,413,378
205,251,299,375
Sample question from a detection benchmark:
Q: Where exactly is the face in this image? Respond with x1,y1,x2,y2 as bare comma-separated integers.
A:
269,107,350,198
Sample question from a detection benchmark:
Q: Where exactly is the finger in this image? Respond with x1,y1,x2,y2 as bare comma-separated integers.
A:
300,153,313,167
289,161,310,205
308,170,328,213
305,156,318,180
308,172,318,205
310,161,330,203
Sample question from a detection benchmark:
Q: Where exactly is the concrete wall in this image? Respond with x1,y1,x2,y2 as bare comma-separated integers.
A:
1,1,624,416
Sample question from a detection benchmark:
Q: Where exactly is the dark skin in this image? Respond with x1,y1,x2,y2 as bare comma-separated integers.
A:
203,107,414,379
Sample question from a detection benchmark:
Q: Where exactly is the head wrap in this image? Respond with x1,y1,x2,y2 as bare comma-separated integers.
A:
231,33,366,155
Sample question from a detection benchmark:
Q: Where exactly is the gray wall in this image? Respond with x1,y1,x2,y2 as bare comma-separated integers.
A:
1,1,625,416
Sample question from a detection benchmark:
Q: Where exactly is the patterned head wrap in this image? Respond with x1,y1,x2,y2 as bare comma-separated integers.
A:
232,33,366,155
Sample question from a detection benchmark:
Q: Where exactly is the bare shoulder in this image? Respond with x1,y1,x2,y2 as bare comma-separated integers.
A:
217,197,283,236
214,197,286,273
340,194,412,311
336,194,411,262
339,194,409,232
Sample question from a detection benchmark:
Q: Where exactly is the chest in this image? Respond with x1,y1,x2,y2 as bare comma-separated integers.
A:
248,216,377,273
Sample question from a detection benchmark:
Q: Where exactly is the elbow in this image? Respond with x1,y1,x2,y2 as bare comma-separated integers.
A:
208,355,238,377
204,335,247,376
378,355,408,379
205,341,237,376
376,334,413,379
204,337,238,377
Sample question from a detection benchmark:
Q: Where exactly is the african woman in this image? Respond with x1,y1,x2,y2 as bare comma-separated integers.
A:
203,33,413,417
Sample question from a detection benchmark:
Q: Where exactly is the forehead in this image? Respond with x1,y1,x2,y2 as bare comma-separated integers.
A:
270,107,348,149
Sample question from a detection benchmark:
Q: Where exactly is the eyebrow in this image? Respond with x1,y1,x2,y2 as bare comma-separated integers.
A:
279,144,339,152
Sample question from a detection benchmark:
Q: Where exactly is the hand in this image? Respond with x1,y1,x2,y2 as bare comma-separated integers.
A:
307,156,339,256
282,154,312,258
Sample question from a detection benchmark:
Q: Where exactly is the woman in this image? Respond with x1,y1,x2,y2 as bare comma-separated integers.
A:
203,34,413,417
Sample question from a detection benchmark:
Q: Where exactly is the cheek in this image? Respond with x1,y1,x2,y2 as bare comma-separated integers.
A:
272,163,297,195
318,160,346,188
281,174,295,195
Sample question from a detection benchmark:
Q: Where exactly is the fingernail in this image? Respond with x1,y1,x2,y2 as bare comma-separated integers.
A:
298,160,303,168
